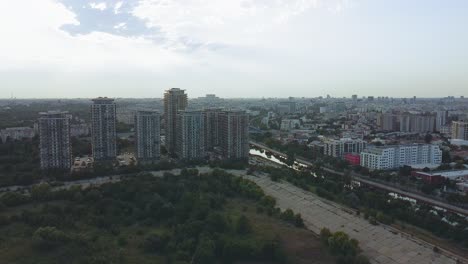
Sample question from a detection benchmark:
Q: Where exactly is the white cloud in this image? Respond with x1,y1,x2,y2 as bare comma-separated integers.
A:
113,22,127,30
89,2,107,11
132,0,339,49
114,1,123,14
0,0,189,72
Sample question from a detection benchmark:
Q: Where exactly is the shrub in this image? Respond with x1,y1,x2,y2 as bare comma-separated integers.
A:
33,226,69,250
236,215,252,235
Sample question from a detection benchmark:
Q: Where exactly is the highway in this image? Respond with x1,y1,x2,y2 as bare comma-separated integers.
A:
249,141,468,216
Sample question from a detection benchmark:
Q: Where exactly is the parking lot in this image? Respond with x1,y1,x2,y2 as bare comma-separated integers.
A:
241,173,463,264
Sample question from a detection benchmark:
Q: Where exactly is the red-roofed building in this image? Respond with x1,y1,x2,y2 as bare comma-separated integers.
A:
411,171,445,185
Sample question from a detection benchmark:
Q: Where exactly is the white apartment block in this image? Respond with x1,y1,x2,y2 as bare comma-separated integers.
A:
38,111,72,170
360,144,442,170
324,138,367,158
135,110,160,161
0,127,35,143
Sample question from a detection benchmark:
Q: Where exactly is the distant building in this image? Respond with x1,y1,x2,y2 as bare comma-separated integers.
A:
91,97,117,161
135,110,160,161
280,119,301,131
38,111,72,170
70,124,90,137
452,121,468,140
412,169,468,184
197,94,223,107
360,144,442,170
377,113,398,131
164,88,188,154
399,114,435,133
0,127,35,143
277,101,296,114
219,110,249,160
411,171,445,185
324,138,367,158
176,111,205,160
435,111,448,132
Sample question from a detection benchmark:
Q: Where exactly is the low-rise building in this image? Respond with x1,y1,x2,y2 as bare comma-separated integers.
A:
280,119,301,131
324,138,367,158
0,127,35,143
360,144,442,170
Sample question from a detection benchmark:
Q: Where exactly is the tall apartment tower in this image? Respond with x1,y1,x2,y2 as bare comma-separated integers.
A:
91,97,117,161
164,88,188,154
435,111,448,132
219,110,249,160
203,108,223,151
176,111,205,160
135,110,161,161
452,121,468,140
38,111,72,170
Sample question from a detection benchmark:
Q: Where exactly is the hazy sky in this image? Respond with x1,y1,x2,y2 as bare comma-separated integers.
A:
1,0,467,98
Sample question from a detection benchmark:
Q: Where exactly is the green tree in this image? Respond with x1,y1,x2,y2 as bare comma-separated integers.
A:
424,134,433,143
327,232,359,257
320,228,332,245
31,183,51,201
294,213,305,227
193,237,216,264
33,226,69,250
236,215,252,235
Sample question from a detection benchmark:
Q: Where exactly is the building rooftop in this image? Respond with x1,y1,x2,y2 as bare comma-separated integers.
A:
92,97,115,103
38,110,69,116
418,169,468,179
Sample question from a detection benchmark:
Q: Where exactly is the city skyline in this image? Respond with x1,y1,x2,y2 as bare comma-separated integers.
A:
1,0,468,98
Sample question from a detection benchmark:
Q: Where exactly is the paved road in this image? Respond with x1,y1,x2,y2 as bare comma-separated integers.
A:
0,167,216,193
250,141,468,216
239,172,464,264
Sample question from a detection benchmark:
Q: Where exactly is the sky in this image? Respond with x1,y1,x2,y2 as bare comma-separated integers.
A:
0,0,467,98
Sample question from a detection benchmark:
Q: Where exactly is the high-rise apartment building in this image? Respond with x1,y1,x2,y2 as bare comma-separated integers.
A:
91,97,117,161
411,114,435,133
135,110,161,161
452,121,468,140
176,111,205,160
377,113,398,131
435,111,448,132
360,144,442,170
38,111,72,170
398,114,435,133
164,88,188,154
219,110,249,160
203,108,222,151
